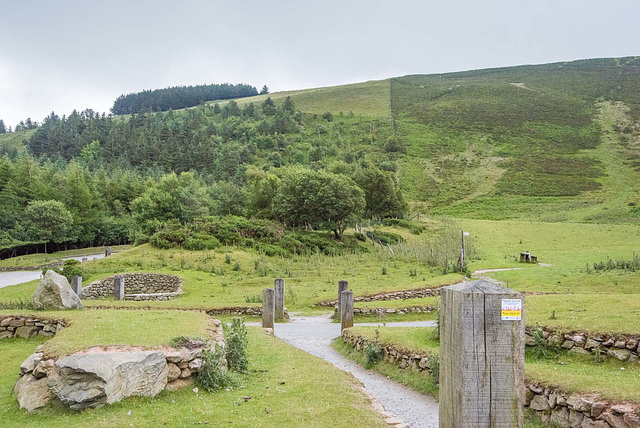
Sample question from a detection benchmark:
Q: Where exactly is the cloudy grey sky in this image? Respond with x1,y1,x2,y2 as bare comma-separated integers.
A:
1,0,638,127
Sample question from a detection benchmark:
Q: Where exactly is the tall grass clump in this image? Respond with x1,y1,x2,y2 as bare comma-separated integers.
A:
196,345,235,392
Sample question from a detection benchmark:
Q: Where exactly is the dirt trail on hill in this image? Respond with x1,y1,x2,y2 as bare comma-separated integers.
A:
262,314,440,428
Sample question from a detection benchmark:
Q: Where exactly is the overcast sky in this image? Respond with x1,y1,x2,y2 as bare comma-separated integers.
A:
1,0,638,127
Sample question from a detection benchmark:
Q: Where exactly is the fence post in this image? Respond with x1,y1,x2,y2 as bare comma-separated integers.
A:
274,278,285,320
262,288,275,330
337,280,349,318
105,246,112,257
71,276,82,298
113,276,124,301
439,279,525,427
340,290,354,332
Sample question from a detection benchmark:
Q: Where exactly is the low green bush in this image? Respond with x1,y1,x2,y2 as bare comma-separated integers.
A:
382,218,424,234
196,345,236,392
366,230,404,245
225,317,249,373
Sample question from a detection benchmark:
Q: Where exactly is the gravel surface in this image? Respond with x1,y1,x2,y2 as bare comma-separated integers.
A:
264,314,440,427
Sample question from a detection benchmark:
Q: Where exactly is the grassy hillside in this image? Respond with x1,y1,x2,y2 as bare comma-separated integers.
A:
223,57,640,223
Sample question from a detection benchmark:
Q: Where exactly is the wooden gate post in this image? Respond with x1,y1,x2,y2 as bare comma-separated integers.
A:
274,278,285,320
337,280,349,318
340,290,354,332
71,276,83,298
113,276,124,301
439,279,525,427
262,288,275,330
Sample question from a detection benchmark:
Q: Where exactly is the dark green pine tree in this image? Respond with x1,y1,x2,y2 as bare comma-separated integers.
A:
260,85,269,95
0,119,6,133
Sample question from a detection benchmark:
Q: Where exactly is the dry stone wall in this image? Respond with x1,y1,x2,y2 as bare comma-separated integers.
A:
525,383,640,427
526,327,640,363
13,318,226,412
333,305,436,318
318,287,440,307
0,315,67,339
83,273,182,301
341,329,438,374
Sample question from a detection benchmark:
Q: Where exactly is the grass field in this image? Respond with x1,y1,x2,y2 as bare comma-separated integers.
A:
0,309,210,357
0,328,385,427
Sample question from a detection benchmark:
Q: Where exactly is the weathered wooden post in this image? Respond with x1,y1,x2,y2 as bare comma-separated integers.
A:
340,290,354,332
113,276,124,301
439,279,525,427
262,288,275,330
274,278,285,320
105,247,112,257
71,276,82,298
337,280,349,318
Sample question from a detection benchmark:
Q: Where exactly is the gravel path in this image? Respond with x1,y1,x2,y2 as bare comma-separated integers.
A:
259,314,439,427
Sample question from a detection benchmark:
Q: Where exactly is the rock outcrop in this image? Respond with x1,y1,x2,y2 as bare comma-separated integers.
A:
32,270,83,310
49,351,167,410
13,373,54,412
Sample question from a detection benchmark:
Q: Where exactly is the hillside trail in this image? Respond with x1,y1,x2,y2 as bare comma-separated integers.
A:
255,314,439,428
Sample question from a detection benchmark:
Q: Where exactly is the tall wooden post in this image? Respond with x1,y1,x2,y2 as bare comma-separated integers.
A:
337,280,349,318
105,247,112,257
340,290,354,332
71,276,82,298
262,288,275,330
439,279,525,427
274,278,285,320
113,276,124,301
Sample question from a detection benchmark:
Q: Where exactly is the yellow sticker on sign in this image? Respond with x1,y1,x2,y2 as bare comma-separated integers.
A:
501,299,522,321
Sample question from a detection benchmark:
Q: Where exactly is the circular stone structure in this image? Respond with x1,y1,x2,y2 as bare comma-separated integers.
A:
82,273,182,301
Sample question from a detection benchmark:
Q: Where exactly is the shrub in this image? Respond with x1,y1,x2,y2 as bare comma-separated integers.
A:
225,317,249,372
382,218,424,234
0,298,36,311
366,230,404,245
196,345,235,392
427,352,439,384
363,329,383,368
43,259,84,282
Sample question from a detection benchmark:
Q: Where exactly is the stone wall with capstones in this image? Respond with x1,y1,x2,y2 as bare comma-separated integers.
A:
13,318,226,412
317,287,440,307
342,328,640,428
526,326,640,363
0,315,67,339
82,273,182,299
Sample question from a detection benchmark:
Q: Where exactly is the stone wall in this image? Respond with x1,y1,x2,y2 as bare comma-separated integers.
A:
526,327,640,363
343,329,640,428
0,315,67,339
333,305,436,318
14,318,226,412
318,287,440,307
526,383,640,427
83,273,182,300
341,329,438,374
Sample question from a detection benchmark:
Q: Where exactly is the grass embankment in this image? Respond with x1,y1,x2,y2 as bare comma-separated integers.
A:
0,328,385,427
0,309,210,357
339,326,640,404
0,246,131,269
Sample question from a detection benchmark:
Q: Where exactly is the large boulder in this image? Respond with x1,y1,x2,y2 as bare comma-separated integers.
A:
49,351,167,410
32,270,83,310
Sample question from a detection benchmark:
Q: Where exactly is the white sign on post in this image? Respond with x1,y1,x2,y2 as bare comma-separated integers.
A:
501,299,522,321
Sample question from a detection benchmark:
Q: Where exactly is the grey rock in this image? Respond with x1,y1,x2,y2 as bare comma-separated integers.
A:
20,352,43,375
581,419,611,428
584,339,601,350
562,340,576,349
626,339,638,350
569,409,584,428
33,359,55,378
15,326,39,338
165,378,193,391
530,395,550,411
550,406,570,427
614,340,627,349
608,348,632,361
602,412,629,428
167,363,181,382
49,351,167,410
567,396,592,412
32,270,83,310
13,373,54,412
591,402,606,418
